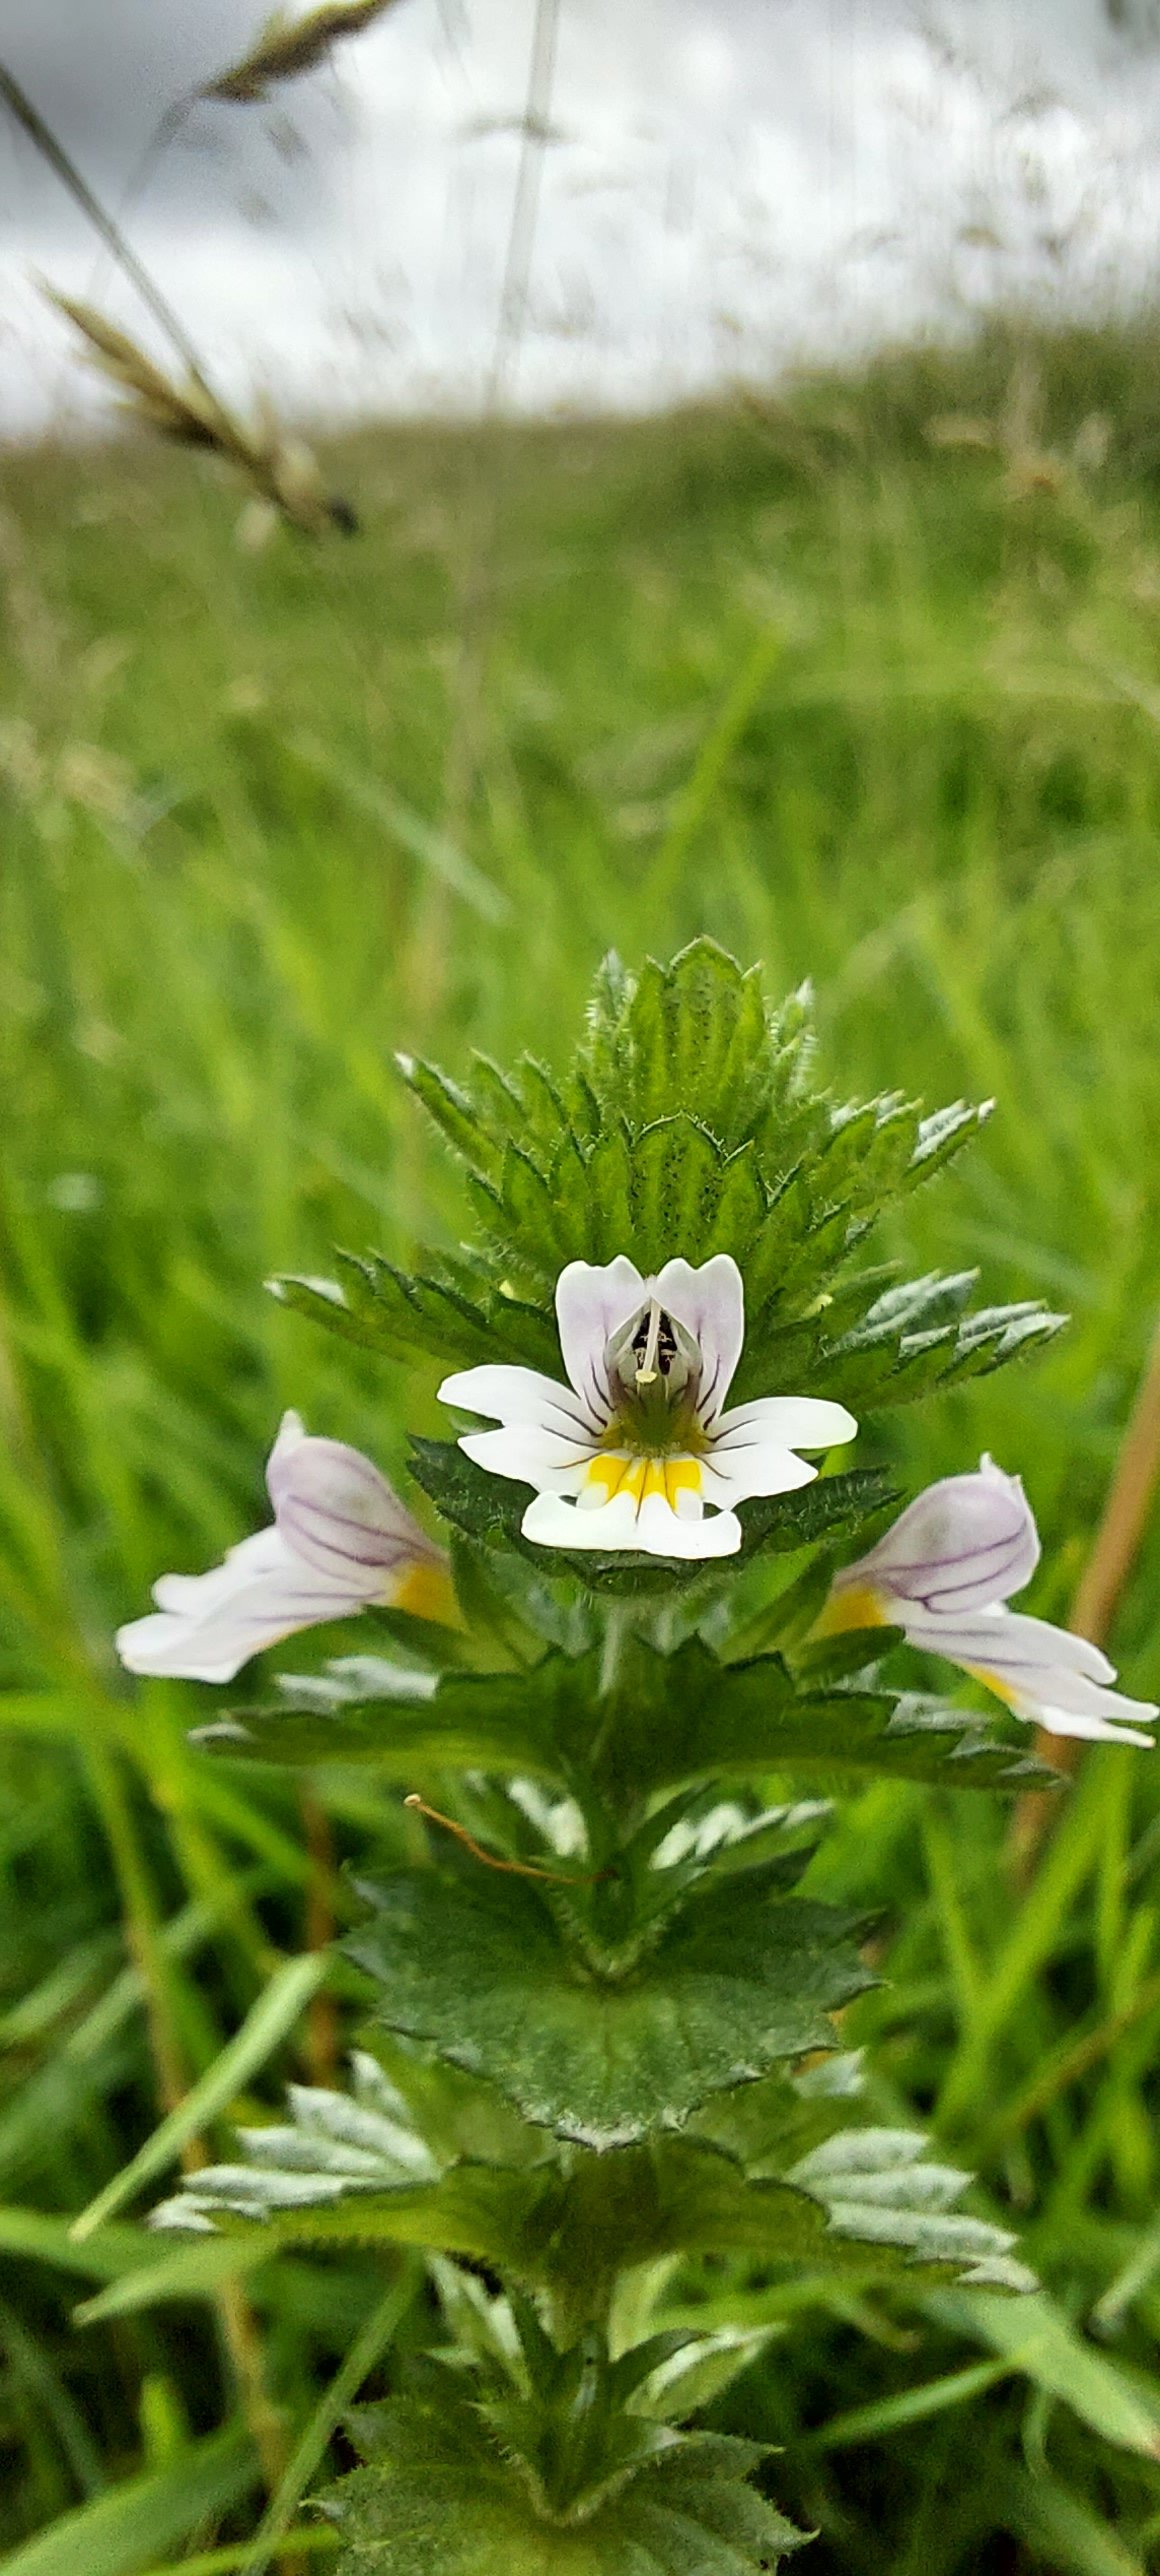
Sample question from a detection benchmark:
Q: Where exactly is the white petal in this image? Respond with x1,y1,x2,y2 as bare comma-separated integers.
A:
888,1596,1157,1751
268,1425,434,1582
699,1444,817,1507
714,1395,858,1454
654,1255,745,1424
554,1258,644,1420
903,1605,1116,1688
1010,1692,1156,1750
152,1525,287,1614
459,1426,592,1494
115,1528,373,1683
522,1487,741,1560
438,1364,595,1437
636,1490,743,1558
522,1488,644,1552
838,1461,1039,1616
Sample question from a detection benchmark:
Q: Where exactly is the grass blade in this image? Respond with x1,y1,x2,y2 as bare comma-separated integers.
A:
70,1954,327,2242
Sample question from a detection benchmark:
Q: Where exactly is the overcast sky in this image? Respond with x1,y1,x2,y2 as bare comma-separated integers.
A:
3,0,1160,434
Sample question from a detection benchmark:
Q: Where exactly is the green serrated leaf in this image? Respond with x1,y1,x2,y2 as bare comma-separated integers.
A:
192,1674,552,1777
339,1249,539,1371
628,947,768,1136
329,2390,803,2576
347,1865,871,2147
404,1637,1051,1816
815,1292,1067,1413
399,1054,504,1182
907,1097,992,1185
267,1271,388,1353
621,1115,732,1273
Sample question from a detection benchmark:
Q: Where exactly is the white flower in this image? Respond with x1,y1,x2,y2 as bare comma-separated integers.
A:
823,1455,1156,1748
438,1253,857,1561
116,1412,454,1683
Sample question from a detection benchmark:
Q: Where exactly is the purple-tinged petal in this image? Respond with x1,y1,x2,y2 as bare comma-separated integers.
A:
835,1458,1039,1616
267,1413,436,1584
118,1413,453,1684
655,1254,745,1423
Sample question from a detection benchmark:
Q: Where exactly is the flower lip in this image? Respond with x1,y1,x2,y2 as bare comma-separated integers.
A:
824,1456,1156,1750
439,1252,858,1562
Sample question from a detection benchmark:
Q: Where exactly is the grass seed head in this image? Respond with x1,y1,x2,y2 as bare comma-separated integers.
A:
201,0,405,105
45,291,354,536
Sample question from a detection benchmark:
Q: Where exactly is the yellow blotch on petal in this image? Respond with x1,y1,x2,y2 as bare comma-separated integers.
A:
813,1583,892,1639
963,1661,1020,1712
393,1560,462,1629
584,1453,703,1511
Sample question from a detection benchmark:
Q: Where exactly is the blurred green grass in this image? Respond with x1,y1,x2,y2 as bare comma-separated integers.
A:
5,317,1160,2569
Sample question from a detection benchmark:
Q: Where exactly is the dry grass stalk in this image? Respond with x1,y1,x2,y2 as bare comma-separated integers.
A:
45,291,354,536
202,0,405,104
1,64,356,537
1009,1307,1160,1875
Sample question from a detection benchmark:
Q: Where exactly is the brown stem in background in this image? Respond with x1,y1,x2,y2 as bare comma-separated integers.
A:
301,1787,340,2087
1009,1308,1160,1876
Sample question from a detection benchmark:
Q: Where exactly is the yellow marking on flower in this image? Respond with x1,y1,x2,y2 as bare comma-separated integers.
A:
584,1453,703,1511
393,1560,463,1629
963,1661,1019,1711
813,1583,892,1639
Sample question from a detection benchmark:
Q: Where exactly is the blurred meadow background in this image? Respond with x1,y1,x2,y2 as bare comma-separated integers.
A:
8,1,1160,2569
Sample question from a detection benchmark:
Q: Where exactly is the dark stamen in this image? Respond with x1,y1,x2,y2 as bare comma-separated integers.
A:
631,1309,679,1377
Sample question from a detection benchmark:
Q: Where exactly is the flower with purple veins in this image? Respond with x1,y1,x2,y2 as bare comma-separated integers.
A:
821,1455,1156,1748
116,1411,455,1683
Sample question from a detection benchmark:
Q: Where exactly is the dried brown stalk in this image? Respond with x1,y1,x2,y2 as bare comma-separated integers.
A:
45,290,354,535
202,0,406,104
1010,1307,1160,1874
1,62,356,535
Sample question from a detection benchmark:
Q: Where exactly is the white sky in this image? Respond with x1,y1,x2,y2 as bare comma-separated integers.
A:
2,0,1160,434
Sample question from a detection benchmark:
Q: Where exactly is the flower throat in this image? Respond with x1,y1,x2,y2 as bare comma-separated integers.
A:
605,1298,703,1452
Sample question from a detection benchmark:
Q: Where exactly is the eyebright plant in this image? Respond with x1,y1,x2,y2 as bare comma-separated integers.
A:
119,942,1154,2575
